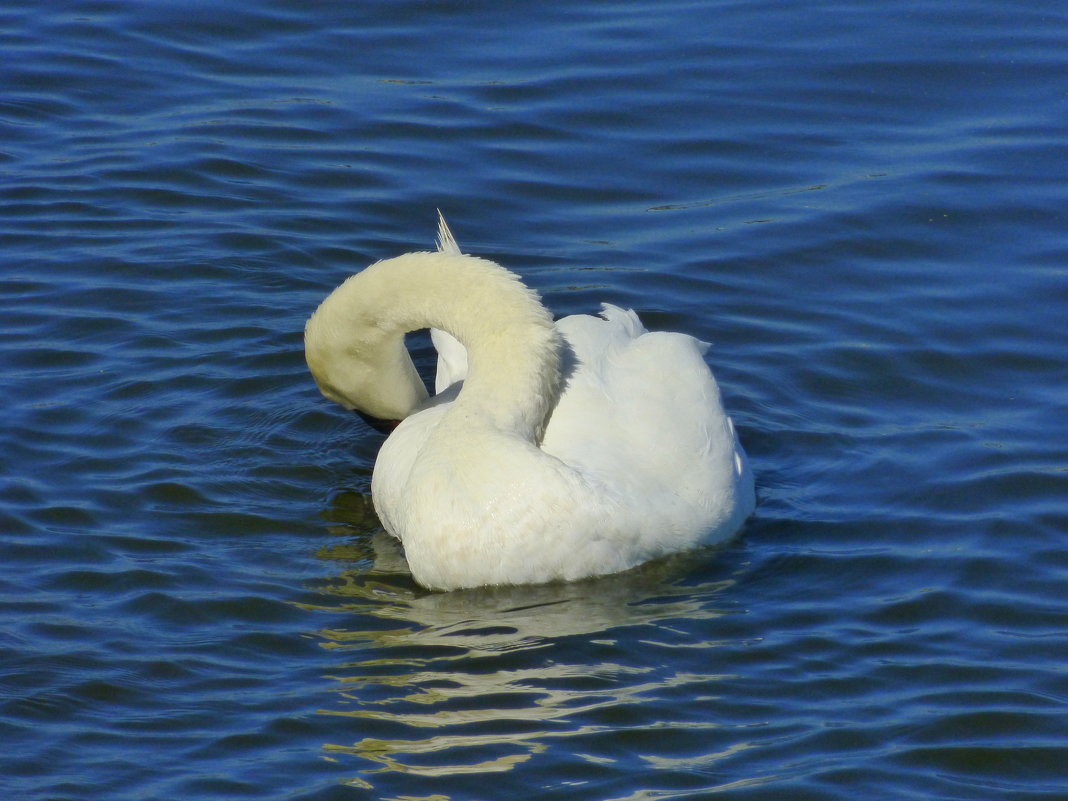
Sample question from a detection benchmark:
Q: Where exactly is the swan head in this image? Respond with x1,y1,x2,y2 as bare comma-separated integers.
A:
304,273,430,424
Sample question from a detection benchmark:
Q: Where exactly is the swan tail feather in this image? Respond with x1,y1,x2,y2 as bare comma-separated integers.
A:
436,210,462,255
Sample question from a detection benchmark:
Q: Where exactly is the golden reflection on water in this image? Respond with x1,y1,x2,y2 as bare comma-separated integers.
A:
302,491,747,785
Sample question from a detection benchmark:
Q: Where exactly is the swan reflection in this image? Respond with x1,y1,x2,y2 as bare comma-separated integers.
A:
304,491,749,785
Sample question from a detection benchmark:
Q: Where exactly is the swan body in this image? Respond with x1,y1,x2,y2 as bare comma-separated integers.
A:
305,217,754,590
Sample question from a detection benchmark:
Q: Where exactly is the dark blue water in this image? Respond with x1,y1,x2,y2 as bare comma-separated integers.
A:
3,1,1068,799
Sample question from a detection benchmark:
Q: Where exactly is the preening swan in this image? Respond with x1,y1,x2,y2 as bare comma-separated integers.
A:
305,216,755,590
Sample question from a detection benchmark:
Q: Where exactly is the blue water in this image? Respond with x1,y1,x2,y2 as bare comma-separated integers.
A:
3,1,1068,799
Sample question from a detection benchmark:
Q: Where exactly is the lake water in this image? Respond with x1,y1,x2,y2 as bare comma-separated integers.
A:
3,1,1068,799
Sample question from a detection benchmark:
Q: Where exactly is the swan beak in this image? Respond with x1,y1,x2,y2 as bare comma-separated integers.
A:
355,410,401,435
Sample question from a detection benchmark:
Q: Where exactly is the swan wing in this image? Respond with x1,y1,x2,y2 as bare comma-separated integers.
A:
542,305,754,543
435,210,462,255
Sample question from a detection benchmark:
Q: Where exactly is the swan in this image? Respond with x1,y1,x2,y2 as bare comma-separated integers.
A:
305,215,755,590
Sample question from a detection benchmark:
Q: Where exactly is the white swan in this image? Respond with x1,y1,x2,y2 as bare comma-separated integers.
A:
305,216,755,590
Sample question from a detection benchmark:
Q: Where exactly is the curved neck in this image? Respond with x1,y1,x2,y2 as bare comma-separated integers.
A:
335,252,562,440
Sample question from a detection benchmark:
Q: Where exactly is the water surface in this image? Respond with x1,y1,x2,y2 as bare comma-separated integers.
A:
3,1,1068,799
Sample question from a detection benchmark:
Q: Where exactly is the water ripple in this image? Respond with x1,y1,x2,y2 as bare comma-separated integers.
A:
3,0,1068,799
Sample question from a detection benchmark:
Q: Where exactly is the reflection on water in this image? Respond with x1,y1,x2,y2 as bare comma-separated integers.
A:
302,491,748,786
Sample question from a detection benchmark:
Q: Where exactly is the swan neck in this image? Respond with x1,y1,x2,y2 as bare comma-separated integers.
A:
365,252,561,438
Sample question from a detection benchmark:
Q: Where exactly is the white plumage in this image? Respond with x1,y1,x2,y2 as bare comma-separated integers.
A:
305,215,754,590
